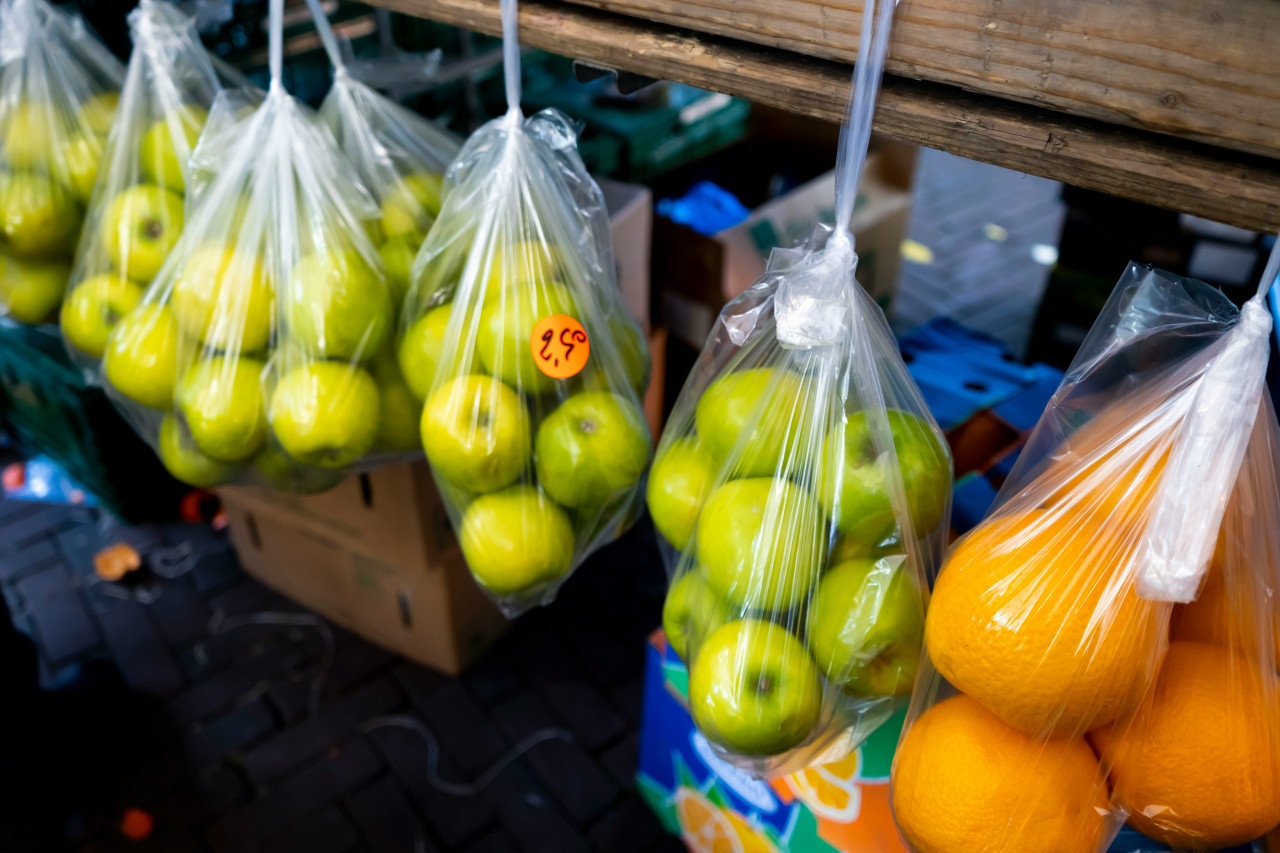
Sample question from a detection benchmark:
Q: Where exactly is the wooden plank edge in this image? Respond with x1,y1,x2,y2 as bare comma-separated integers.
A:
370,0,1280,232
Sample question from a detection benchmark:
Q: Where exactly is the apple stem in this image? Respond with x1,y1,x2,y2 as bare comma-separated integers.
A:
145,220,164,240
756,675,773,694
579,418,597,434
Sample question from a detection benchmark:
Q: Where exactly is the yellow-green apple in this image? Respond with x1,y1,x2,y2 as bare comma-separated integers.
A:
378,234,419,310
0,171,81,257
251,447,345,495
476,280,577,394
60,133,102,204
100,183,185,282
646,438,715,551
1,103,56,170
61,273,144,357
663,569,732,662
0,251,69,324
697,477,826,611
806,557,923,697
483,239,562,296
103,304,182,409
176,356,267,461
171,242,274,352
695,367,806,477
139,106,208,193
269,361,379,468
458,484,575,597
380,171,444,241
829,531,906,566
421,374,530,491
397,302,451,401
157,414,236,488
817,409,949,547
371,349,421,452
285,248,391,362
76,92,119,135
689,619,822,756
535,391,650,508
611,315,650,394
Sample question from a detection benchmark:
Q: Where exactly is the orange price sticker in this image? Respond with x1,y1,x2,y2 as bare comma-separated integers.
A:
531,314,590,379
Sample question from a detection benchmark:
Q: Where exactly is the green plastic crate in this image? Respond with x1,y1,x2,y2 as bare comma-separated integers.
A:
0,320,185,521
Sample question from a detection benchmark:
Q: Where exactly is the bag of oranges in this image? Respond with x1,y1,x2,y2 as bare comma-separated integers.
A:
649,0,952,777
0,0,123,324
97,0,415,494
62,0,245,373
892,257,1280,853
397,0,652,616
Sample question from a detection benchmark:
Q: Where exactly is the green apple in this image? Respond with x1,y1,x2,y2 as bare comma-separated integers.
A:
269,361,380,469
171,242,274,353
157,414,236,488
611,315,650,394
100,183,185,282
103,304,182,409
806,557,923,697
285,248,391,362
139,106,208,193
663,569,733,662
398,303,452,401
695,368,806,477
483,239,562,297
458,484,575,597
1,103,56,171
689,619,822,756
61,274,144,357
818,409,950,546
534,391,650,508
0,171,81,257
0,251,69,324
378,234,419,311
476,280,577,394
647,438,715,551
421,374,530,492
829,531,904,566
76,92,120,136
61,133,102,204
697,477,826,612
371,349,421,452
176,356,267,462
380,171,444,241
251,447,345,495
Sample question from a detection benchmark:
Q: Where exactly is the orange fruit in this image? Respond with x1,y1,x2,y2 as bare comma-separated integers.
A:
782,750,862,822
1171,529,1280,663
674,787,743,853
892,694,1110,853
1091,641,1280,850
925,509,1166,736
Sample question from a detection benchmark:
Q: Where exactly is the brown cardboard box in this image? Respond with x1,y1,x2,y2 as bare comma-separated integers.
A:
600,178,654,332
220,462,507,675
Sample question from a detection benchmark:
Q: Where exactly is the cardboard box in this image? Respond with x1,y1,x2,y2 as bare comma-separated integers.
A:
601,178,655,332
656,148,914,350
220,462,507,675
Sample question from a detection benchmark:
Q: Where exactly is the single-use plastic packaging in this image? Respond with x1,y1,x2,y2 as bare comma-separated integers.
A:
61,0,244,372
398,0,652,616
0,0,123,324
892,257,1280,853
648,0,952,778
97,0,414,494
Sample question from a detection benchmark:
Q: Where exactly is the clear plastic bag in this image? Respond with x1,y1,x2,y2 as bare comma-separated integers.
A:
648,0,952,778
892,258,1280,853
398,0,652,616
61,0,244,371
0,0,124,324
97,0,414,493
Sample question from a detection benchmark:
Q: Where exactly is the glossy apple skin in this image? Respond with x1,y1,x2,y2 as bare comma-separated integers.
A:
421,374,531,492
459,485,575,596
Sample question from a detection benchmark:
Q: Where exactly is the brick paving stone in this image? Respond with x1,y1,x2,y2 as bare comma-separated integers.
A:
461,831,520,853
206,739,382,852
610,674,646,727
96,599,184,696
345,774,437,853
271,631,394,721
600,732,639,793
14,560,73,607
26,592,99,662
207,579,293,617
0,504,82,547
189,550,244,596
260,807,361,853
490,691,617,824
514,635,627,751
460,652,523,705
646,833,689,853
167,651,289,726
396,665,508,775
53,522,111,574
0,538,58,580
587,796,665,853
184,697,277,766
486,761,591,853
562,628,636,692
244,677,401,786
367,726,495,848
148,580,211,646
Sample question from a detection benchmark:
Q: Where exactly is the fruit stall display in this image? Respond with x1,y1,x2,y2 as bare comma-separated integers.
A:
0,0,124,325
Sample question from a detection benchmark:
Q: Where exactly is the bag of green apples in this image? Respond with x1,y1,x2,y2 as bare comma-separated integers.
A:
648,0,951,776
398,0,652,616
62,0,248,374
97,0,414,494
0,0,123,325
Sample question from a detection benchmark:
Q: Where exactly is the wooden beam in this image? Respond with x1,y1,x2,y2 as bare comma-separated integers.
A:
370,0,1280,232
